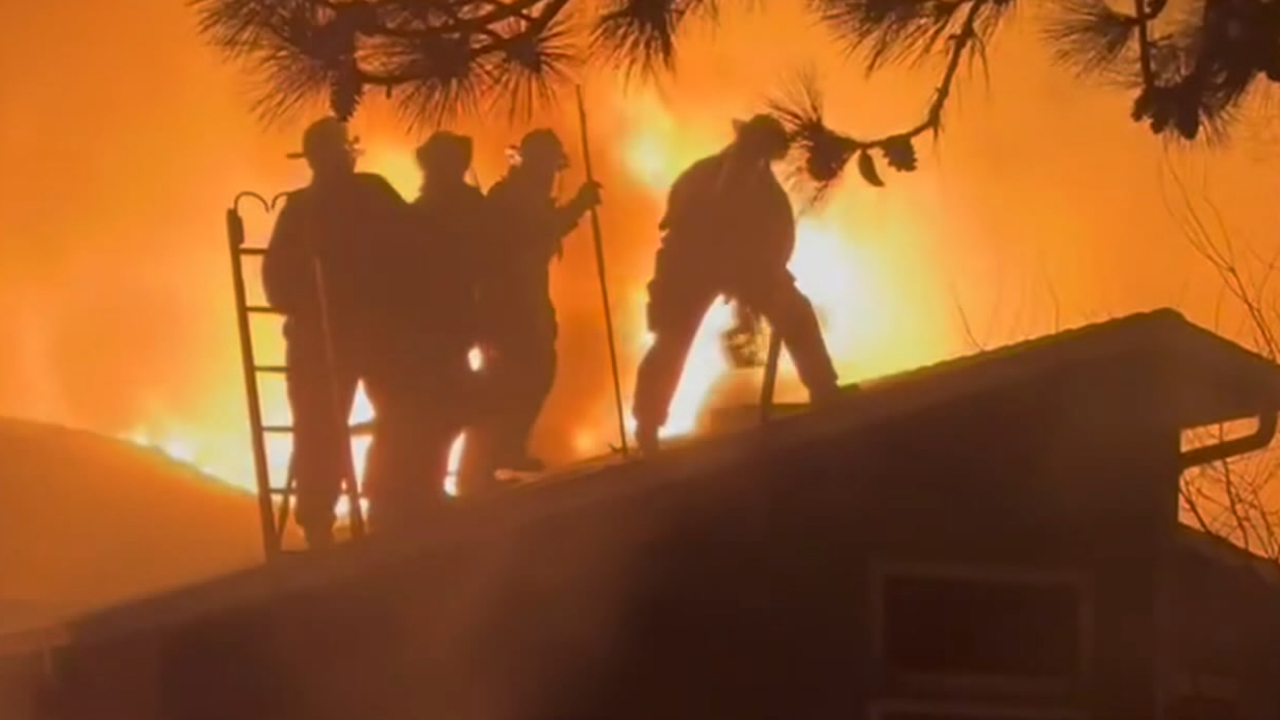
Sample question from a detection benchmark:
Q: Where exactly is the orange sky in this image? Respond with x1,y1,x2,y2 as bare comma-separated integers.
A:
3,0,1279,483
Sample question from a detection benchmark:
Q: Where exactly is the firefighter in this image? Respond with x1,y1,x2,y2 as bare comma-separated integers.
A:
477,129,602,474
631,114,841,454
262,116,409,548
359,131,497,533
405,131,508,499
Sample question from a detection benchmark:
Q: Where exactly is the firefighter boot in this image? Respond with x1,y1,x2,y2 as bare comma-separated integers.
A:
304,527,334,549
635,423,660,455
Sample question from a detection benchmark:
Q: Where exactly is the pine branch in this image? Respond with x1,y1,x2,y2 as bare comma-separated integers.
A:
815,0,971,71
192,0,590,126
591,0,719,79
193,0,738,126
488,4,581,121
1041,0,1142,83
772,0,998,203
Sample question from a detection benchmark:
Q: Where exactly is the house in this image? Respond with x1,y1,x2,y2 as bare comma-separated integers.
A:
7,308,1280,720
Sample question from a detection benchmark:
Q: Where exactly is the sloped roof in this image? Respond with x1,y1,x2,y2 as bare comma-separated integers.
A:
0,418,263,636
848,308,1280,428
39,309,1280,650
1175,525,1280,590
653,308,1280,478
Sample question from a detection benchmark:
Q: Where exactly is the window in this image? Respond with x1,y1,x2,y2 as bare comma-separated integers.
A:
872,563,1090,689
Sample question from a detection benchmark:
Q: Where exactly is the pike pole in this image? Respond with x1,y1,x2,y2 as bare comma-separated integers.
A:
575,85,630,456
759,331,783,424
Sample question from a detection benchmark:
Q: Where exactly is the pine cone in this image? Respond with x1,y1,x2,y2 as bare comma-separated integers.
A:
880,135,918,172
805,131,857,183
330,65,364,121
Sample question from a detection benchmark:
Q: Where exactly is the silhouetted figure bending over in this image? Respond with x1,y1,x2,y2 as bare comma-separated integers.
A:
361,131,489,524
479,129,602,473
262,117,407,548
632,114,841,454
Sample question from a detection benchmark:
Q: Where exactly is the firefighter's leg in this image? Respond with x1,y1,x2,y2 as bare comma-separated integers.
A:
362,404,404,534
752,280,841,403
456,421,499,497
632,285,717,453
455,362,503,495
285,343,358,546
497,336,557,472
366,408,453,537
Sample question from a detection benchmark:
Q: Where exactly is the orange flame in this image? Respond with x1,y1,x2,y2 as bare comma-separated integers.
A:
121,88,949,507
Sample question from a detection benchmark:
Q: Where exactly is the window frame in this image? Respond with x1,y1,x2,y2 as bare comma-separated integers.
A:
869,560,1095,696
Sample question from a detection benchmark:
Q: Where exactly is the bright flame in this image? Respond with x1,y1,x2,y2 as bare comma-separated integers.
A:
614,88,941,440
120,90,947,506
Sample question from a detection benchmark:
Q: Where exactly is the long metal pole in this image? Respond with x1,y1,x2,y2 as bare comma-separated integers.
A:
759,330,783,424
575,85,630,456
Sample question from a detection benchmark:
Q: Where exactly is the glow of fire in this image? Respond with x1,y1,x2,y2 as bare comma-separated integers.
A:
120,90,943,503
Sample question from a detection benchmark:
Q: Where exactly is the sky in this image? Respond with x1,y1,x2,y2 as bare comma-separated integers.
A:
2,0,1279,487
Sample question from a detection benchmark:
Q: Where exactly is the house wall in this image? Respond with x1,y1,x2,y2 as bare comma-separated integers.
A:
563,371,1182,720
34,368,1190,720
1160,544,1280,720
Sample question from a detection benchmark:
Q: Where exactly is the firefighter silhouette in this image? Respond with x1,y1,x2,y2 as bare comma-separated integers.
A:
262,117,408,547
631,114,841,454
356,131,488,532
476,129,602,474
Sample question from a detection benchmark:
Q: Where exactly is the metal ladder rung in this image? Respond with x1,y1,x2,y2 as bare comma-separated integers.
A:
245,305,283,315
237,247,267,257
262,424,294,434
254,364,288,374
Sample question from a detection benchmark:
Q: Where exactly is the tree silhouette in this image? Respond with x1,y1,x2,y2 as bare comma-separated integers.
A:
770,0,1280,198
188,0,731,125
191,0,1280,199
1163,164,1280,559
189,0,1005,201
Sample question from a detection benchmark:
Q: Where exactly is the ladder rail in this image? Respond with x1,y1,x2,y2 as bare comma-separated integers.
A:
226,193,281,561
228,188,368,553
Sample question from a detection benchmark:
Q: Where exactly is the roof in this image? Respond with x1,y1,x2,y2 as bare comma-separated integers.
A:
35,309,1280,651
694,308,1280,458
0,417,262,655
1175,525,1280,590
855,308,1280,428
0,599,73,657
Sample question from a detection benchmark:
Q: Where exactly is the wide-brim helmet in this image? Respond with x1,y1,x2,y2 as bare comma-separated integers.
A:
514,128,569,170
286,117,361,161
730,114,790,161
416,130,474,171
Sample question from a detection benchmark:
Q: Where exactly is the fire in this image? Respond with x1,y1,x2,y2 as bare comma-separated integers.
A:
615,88,939,437
120,89,947,506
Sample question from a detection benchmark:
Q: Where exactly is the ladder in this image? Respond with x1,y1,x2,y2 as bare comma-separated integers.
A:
225,191,367,561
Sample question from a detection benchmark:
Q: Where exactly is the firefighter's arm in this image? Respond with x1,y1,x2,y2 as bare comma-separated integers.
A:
261,197,312,314
360,173,409,209
764,190,798,269
549,180,602,239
